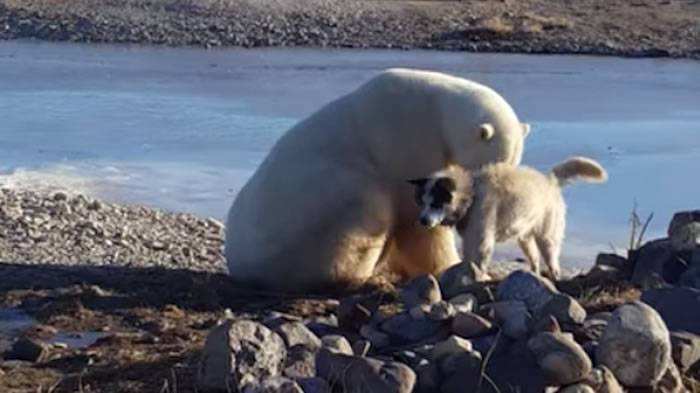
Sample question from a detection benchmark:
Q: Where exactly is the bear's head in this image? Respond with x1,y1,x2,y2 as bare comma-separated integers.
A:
437,82,530,170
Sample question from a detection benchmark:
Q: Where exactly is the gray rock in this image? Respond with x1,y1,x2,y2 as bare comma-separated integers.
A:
276,322,321,350
400,274,442,308
5,337,50,362
528,332,592,385
448,293,478,313
497,270,558,313
414,361,441,393
337,294,377,331
491,300,532,339
380,312,446,342
283,345,316,379
316,349,416,393
557,384,595,393
642,287,700,334
359,324,391,349
596,301,671,387
670,331,700,371
242,376,304,393
352,339,371,357
536,294,587,326
198,320,287,392
631,238,686,288
451,311,493,338
656,363,685,393
439,262,483,299
320,334,353,355
426,301,455,321
668,210,700,251
679,265,700,290
296,377,330,393
583,366,623,393
430,335,473,361
531,314,562,334
483,339,550,393
595,253,629,271
439,350,485,392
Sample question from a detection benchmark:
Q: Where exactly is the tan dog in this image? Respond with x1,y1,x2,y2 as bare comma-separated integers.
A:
410,157,607,279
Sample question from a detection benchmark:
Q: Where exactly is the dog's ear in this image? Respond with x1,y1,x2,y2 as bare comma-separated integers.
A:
435,177,456,192
408,178,428,187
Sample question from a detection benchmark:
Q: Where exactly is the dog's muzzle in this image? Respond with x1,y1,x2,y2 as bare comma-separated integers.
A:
418,209,445,229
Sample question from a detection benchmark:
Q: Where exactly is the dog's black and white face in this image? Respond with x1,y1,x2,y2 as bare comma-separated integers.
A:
409,176,461,229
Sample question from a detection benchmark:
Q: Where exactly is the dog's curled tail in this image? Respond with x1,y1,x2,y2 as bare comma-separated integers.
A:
551,157,607,187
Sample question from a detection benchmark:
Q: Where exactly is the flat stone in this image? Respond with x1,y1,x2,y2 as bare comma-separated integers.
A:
320,334,353,355
596,301,671,387
448,293,478,313
275,322,321,350
451,311,493,338
528,332,592,386
426,301,455,321
430,335,473,361
380,312,446,343
669,331,700,371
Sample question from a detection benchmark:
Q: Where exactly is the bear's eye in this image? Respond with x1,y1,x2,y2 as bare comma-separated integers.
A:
431,188,453,208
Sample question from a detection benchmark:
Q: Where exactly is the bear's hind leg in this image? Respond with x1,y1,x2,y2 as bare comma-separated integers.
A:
388,225,460,279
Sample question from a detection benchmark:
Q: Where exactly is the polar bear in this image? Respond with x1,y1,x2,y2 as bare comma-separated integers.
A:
225,68,530,292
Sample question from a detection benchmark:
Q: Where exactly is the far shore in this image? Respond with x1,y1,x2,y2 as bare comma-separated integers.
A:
1,0,699,59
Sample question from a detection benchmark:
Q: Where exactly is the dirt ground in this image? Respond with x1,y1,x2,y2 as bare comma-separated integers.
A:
2,260,680,393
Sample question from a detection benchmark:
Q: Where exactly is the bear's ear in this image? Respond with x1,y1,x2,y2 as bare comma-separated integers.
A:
521,123,531,137
408,178,428,187
479,123,495,141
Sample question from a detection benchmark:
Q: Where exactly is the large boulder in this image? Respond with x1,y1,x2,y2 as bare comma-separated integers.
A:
596,302,671,387
198,320,287,392
631,239,687,288
641,287,700,334
668,210,700,251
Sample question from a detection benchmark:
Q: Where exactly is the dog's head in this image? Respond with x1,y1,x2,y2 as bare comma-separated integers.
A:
409,175,466,229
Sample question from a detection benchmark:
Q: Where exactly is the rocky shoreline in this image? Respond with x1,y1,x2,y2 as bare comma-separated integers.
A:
1,186,699,392
1,0,699,59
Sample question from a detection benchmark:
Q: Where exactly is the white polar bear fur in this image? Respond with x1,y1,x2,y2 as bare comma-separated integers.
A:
225,68,529,292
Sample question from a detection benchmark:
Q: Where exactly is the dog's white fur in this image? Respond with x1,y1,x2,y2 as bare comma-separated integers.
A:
225,68,529,292
422,157,607,279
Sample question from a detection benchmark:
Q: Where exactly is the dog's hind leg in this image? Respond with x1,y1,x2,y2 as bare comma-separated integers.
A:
535,236,561,280
518,236,541,275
